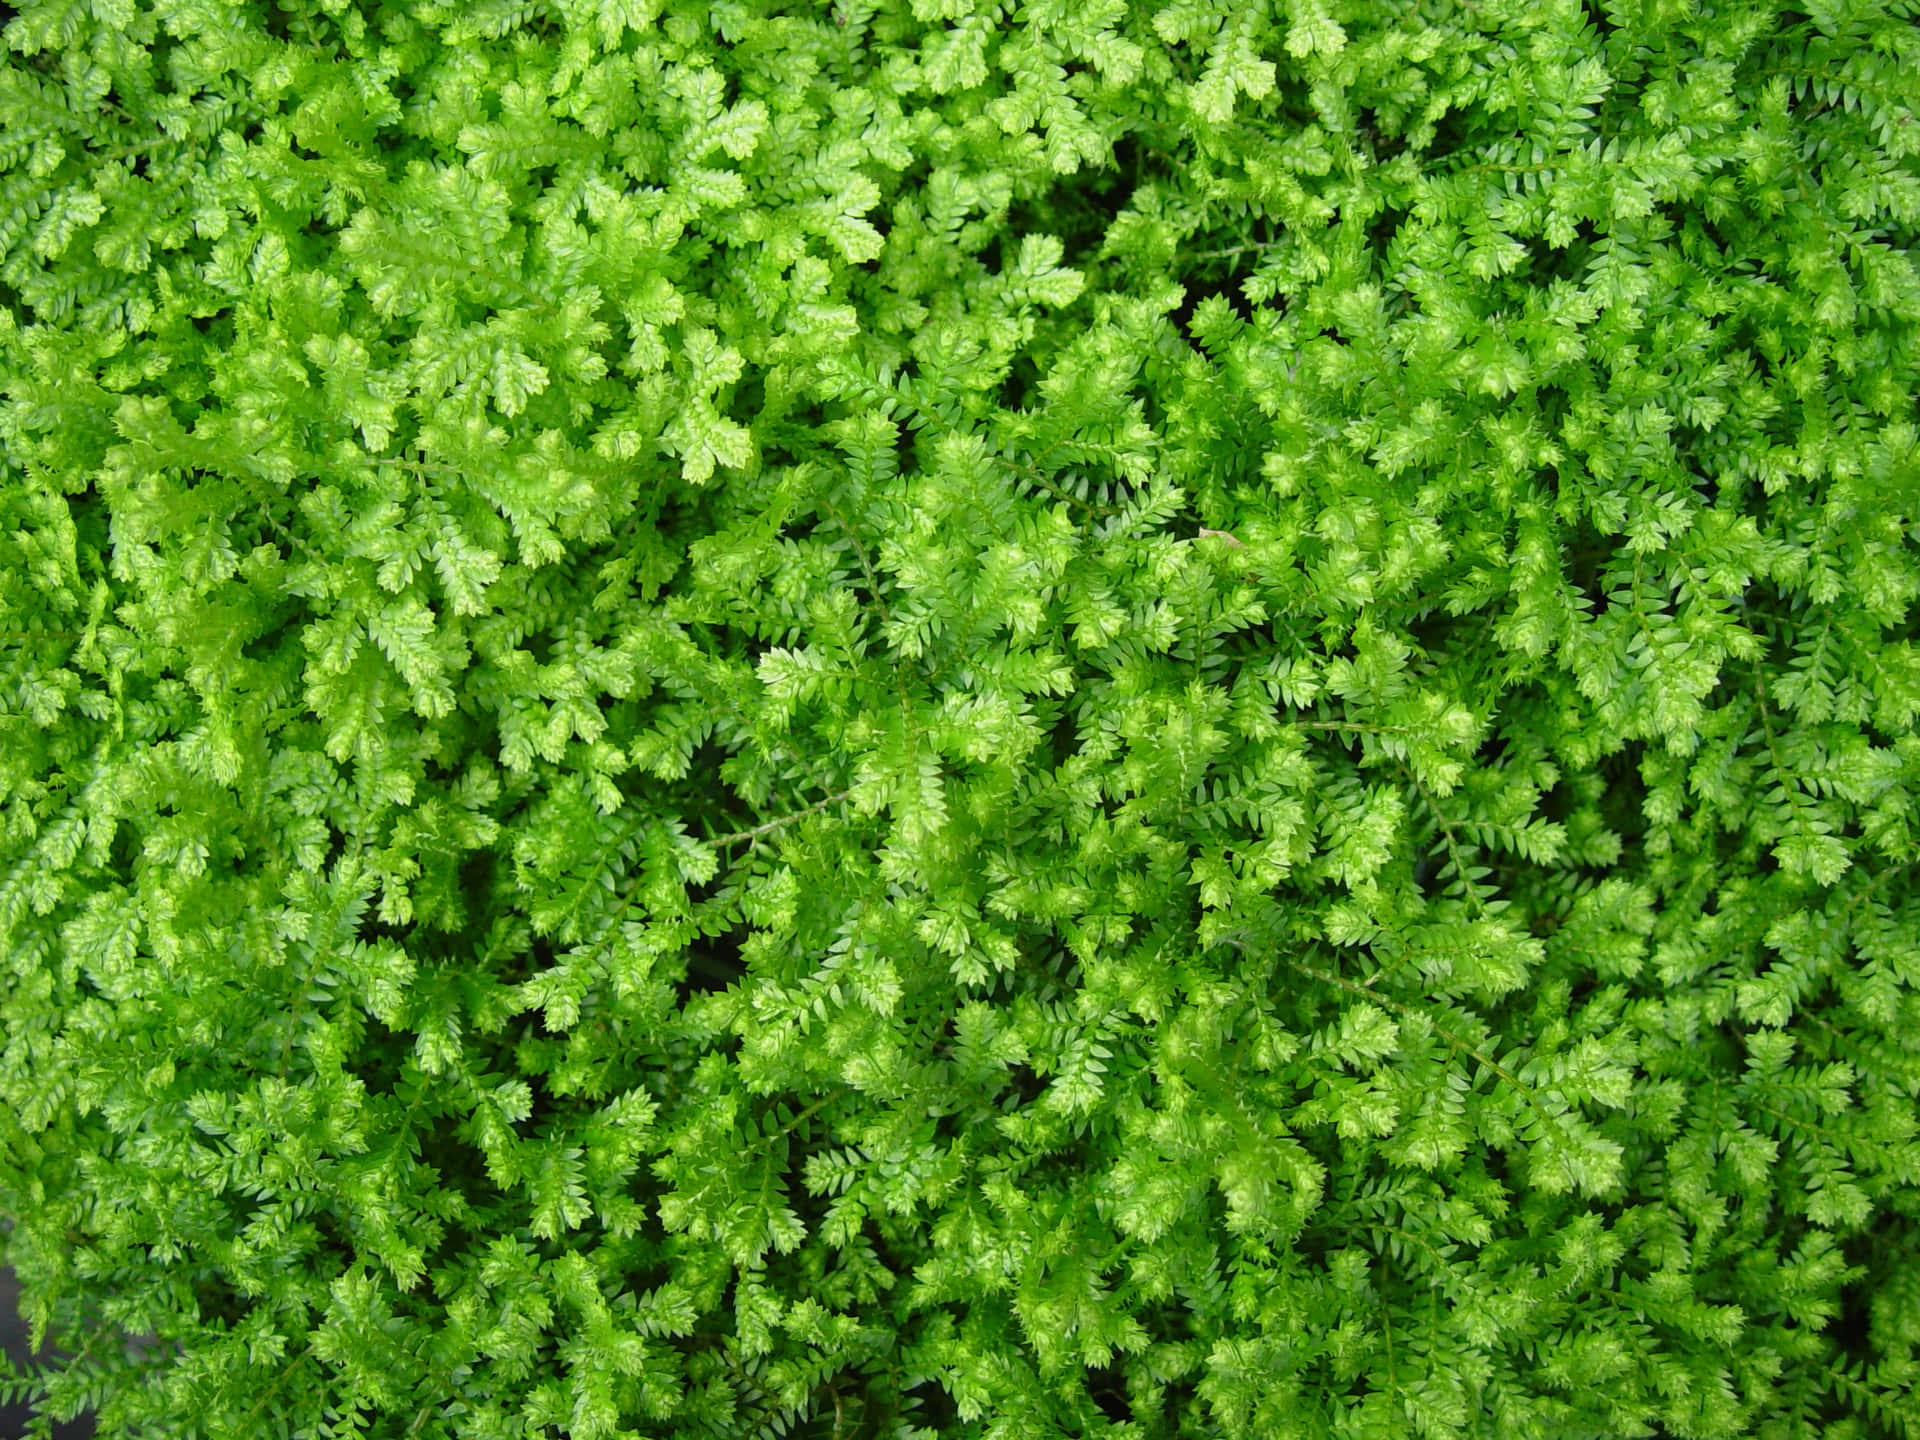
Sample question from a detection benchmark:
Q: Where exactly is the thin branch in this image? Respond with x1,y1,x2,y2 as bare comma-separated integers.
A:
98,132,183,163
776,1086,851,1140
814,488,884,594
993,455,1120,520
1177,241,1284,263
706,788,857,851
1399,758,1490,920
229,1345,315,1434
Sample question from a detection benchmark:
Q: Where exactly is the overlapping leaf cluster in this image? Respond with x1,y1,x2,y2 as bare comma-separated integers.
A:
2,0,1919,1435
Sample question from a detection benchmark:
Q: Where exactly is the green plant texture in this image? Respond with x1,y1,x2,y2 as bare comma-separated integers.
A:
2,0,1920,1435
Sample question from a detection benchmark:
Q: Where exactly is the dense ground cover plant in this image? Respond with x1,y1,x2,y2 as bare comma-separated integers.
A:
1,0,1919,1435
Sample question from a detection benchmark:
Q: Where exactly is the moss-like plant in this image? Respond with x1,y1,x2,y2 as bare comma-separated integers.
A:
2,0,1919,1436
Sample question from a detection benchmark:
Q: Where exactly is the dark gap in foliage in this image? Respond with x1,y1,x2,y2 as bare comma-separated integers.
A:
257,0,296,44
1108,133,1147,192
417,1123,501,1230
884,352,922,406
1219,625,1278,686
1530,788,1586,860
1526,392,1572,455
109,823,141,876
1026,944,1080,1006
67,486,110,556
1354,105,1386,159
1001,1063,1046,1109
1837,1212,1914,1362
239,606,306,663
684,735,753,830
1474,729,1510,771
1028,1143,1099,1195
1419,106,1483,163
1005,158,1135,276
1542,221,1601,282
510,1064,558,1138
1085,1363,1132,1423
1365,202,1406,259
1155,1376,1200,1429
801,1372,889,1440
1164,284,1207,351
1410,851,1440,894
1398,604,1456,663
999,351,1041,412
299,215,339,246
191,1276,252,1331
352,1014,412,1097
1471,1148,1517,1218
1591,744,1648,850
729,370,768,435
1047,702,1080,772
897,1379,961,1435
0,1268,95,1440
679,928,748,999
1563,517,1612,613
487,932,555,993
683,867,725,913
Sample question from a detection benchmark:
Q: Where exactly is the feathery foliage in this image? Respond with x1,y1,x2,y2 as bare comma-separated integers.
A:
2,0,1920,1436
